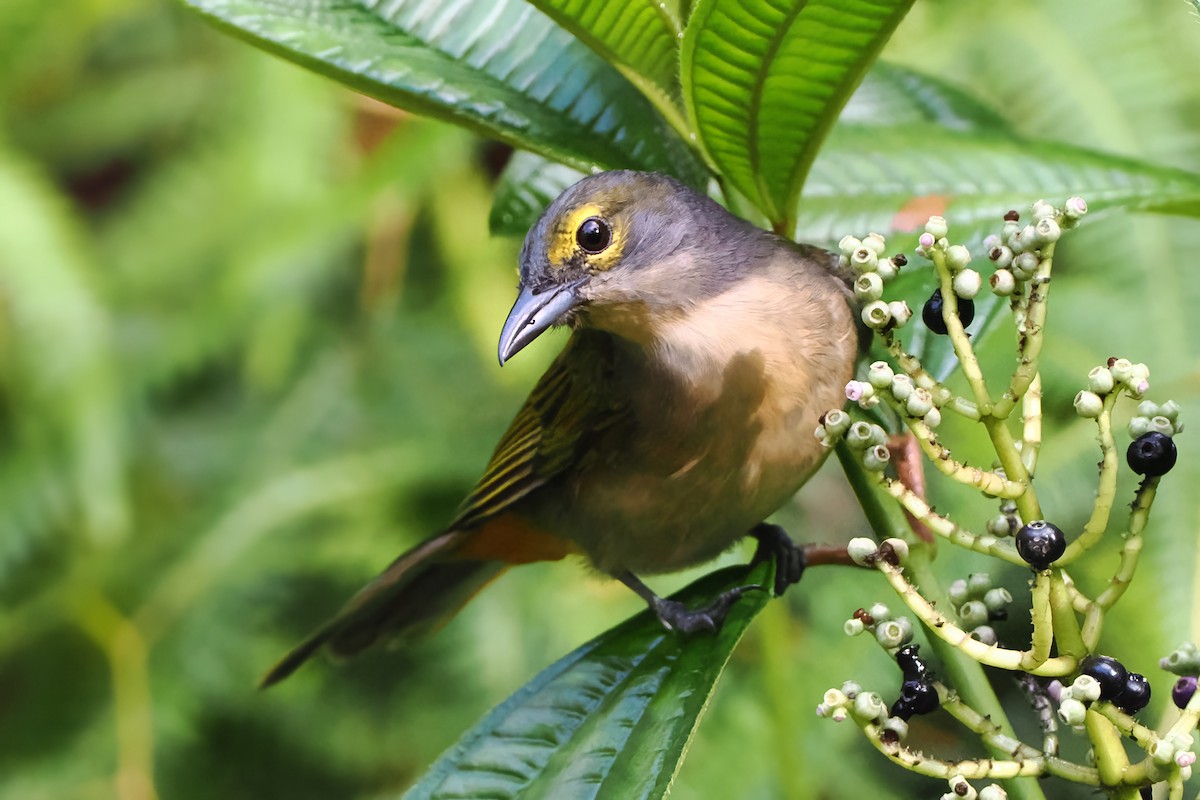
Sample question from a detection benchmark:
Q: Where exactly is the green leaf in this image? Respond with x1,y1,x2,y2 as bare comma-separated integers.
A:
796,123,1200,247
487,60,1011,237
844,62,1012,131
490,151,586,236
680,0,915,227
404,562,772,800
179,0,706,184
527,1,687,135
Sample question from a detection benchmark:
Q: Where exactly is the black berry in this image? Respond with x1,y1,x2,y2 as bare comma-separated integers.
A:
1127,432,1177,477
891,678,939,720
922,288,974,335
1173,676,1197,709
1112,673,1151,714
1015,520,1066,570
1080,655,1128,701
895,643,928,680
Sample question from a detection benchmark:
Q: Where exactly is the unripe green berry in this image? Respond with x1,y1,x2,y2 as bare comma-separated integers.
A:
867,360,895,389
854,272,884,301
845,421,881,450
847,537,878,566
887,300,912,328
986,514,1012,537
823,688,848,708
890,374,914,402
851,247,879,275
853,691,888,724
959,600,989,628
844,617,865,636
881,538,909,564
861,300,891,329
1071,674,1102,703
970,625,997,646
979,785,1008,800
947,776,977,800
1064,196,1087,219
1109,358,1133,383
1128,416,1152,438
1012,252,1039,278
881,716,909,742
1031,199,1056,221
862,232,887,256
1150,738,1177,766
1149,415,1175,436
875,617,913,649
1088,366,1115,394
841,680,862,699
983,587,1012,611
948,579,969,607
946,244,972,271
1034,217,1061,244
905,387,935,418
876,259,898,282
1159,400,1181,422
925,216,948,239
989,245,1014,269
990,269,1016,296
1057,697,1087,726
821,409,851,437
838,235,862,257
863,443,891,472
868,602,891,622
967,572,992,597
1160,642,1200,676
1074,390,1104,419
1138,400,1161,418
923,407,942,429
953,268,982,299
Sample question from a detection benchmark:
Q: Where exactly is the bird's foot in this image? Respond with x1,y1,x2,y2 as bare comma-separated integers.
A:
750,523,806,596
650,584,763,634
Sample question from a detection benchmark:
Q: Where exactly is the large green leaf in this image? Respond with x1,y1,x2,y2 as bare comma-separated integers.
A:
488,60,1015,237
680,0,915,227
796,123,1200,247
527,1,687,135
404,562,772,800
179,0,706,184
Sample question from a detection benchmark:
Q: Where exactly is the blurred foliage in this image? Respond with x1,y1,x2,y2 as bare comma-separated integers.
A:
2,1,1200,799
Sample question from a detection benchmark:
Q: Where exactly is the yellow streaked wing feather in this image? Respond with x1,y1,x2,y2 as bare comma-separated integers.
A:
450,331,624,531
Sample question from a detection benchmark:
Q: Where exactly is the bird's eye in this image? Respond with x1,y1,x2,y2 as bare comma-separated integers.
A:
576,217,612,254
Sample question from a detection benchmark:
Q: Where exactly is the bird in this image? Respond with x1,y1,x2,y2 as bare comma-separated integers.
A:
261,170,859,687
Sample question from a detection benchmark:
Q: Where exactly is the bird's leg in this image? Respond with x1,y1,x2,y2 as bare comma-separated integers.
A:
749,522,806,596
615,570,761,634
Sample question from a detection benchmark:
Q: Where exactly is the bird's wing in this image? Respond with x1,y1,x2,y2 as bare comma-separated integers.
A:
448,330,624,531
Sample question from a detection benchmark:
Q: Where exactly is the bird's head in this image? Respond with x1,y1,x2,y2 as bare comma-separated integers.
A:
498,170,748,364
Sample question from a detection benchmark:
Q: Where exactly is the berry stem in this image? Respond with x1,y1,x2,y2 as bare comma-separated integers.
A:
880,331,979,420
1058,391,1121,565
981,416,1043,522
1094,478,1159,611
875,475,1026,565
1021,373,1043,475
1085,707,1131,788
994,242,1057,420
1021,572,1054,670
900,413,1026,498
931,248,993,414
877,559,1074,676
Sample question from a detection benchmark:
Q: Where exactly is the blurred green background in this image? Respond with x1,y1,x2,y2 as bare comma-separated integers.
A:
3,1,1200,798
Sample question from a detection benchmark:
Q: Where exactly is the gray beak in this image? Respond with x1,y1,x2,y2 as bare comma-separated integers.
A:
497,281,583,365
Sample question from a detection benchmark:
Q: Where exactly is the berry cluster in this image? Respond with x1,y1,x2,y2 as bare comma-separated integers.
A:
836,233,911,332
916,216,980,336
1078,655,1152,714
946,573,1010,646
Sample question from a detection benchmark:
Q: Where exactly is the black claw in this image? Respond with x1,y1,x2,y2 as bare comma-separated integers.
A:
652,585,762,633
750,523,805,596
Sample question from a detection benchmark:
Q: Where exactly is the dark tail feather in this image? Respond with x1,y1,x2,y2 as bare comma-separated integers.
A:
260,531,506,688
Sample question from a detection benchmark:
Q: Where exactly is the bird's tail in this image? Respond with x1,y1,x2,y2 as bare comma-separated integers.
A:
260,515,573,687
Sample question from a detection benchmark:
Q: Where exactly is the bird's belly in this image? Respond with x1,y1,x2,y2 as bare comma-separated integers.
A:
554,403,828,575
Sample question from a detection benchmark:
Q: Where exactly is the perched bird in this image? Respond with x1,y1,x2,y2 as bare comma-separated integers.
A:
262,170,858,686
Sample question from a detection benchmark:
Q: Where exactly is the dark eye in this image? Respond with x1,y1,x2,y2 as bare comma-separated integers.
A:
576,217,611,253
